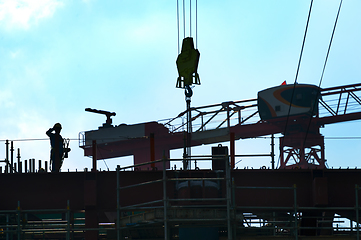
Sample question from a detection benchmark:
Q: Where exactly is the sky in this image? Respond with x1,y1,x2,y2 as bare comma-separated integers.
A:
0,0,361,172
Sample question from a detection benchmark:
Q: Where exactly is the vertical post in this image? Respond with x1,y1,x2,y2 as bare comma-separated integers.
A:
280,137,284,168
184,85,193,170
163,154,168,240
232,177,236,239
32,159,35,173
271,134,275,169
92,140,97,172
17,148,21,173
294,184,298,240
29,159,32,173
6,213,9,240
226,103,230,129
356,184,359,240
39,160,42,171
150,133,155,169
25,160,27,173
116,165,120,240
45,161,48,172
5,140,9,173
66,200,70,240
226,155,232,240
230,132,235,169
10,141,14,173
17,201,21,240
186,98,192,169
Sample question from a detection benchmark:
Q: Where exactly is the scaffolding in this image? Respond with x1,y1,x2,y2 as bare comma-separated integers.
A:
2,157,361,239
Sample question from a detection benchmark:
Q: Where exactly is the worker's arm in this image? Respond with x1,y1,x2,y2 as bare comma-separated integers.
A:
46,128,54,137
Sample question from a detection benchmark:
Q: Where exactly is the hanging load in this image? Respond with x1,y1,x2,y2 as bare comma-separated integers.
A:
176,37,200,88
257,84,321,120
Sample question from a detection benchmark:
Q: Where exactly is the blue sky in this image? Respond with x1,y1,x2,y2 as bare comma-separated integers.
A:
0,0,360,172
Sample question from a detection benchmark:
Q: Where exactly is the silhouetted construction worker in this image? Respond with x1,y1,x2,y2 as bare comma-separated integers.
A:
46,123,64,172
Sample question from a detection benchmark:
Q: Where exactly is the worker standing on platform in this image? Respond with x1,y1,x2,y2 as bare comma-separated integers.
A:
46,123,64,172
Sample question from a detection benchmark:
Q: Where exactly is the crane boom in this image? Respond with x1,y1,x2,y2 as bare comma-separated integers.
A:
80,83,361,170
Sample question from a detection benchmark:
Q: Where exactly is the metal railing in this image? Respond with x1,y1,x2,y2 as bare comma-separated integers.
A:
116,155,232,240
3,159,361,239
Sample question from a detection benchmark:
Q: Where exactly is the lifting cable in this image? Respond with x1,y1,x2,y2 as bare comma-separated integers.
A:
302,0,343,148
318,0,343,88
283,0,314,136
176,0,198,53
177,0,180,53
183,0,186,38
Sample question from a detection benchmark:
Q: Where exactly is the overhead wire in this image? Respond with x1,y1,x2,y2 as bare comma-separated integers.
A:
302,0,343,149
283,0,314,137
1,134,361,143
318,0,343,88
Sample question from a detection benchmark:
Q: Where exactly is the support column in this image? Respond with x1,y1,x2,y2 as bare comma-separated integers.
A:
150,133,155,169
271,134,275,169
92,140,97,172
230,132,235,169
10,141,14,173
84,171,98,240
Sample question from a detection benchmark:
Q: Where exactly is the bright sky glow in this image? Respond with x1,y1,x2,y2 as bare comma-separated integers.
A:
0,0,360,172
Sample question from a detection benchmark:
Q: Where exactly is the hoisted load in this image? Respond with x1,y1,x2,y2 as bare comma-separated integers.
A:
176,37,200,88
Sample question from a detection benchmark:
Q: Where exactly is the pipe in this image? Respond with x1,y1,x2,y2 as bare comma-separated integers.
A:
163,154,168,240
271,134,275,169
17,148,21,173
10,141,14,173
356,185,359,240
5,140,9,173
116,165,120,240
32,159,35,173
226,155,232,240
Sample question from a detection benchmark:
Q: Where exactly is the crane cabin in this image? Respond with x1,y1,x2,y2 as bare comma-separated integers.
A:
257,84,321,120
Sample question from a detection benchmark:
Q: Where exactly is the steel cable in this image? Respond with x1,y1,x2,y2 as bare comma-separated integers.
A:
302,0,343,149
283,0,314,136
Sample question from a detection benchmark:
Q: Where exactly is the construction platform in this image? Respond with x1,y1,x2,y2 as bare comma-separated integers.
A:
1,156,361,240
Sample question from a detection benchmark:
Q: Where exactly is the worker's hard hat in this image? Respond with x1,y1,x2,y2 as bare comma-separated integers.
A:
53,123,62,129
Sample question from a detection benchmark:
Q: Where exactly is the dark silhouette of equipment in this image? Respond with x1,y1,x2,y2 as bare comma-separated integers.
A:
85,108,116,128
80,83,361,170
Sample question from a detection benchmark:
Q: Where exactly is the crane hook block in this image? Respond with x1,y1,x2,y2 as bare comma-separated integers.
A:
176,37,200,89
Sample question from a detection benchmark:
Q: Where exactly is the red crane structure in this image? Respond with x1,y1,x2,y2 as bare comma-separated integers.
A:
80,83,361,170
1,83,361,240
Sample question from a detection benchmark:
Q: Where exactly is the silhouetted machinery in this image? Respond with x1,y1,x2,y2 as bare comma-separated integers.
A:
80,83,361,170
85,108,116,128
